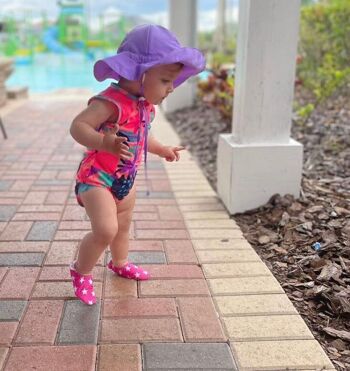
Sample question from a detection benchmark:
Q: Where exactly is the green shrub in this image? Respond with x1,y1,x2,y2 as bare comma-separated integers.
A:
198,0,350,122
298,0,350,104
198,69,234,120
211,52,235,69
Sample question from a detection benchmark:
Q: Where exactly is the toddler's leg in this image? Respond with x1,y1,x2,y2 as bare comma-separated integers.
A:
108,186,150,280
109,185,136,266
76,187,119,274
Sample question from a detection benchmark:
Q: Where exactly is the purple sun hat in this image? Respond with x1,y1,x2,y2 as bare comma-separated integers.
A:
94,24,206,88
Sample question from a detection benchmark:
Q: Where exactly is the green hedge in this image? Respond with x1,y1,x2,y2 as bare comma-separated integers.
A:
198,0,350,121
298,0,350,103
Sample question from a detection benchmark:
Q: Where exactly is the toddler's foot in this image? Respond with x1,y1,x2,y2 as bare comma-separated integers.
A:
69,261,96,306
107,260,150,280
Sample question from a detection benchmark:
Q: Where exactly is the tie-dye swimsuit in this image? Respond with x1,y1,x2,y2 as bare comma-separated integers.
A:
75,83,155,206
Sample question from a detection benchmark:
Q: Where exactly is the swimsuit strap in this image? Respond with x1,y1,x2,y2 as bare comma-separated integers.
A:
138,96,150,196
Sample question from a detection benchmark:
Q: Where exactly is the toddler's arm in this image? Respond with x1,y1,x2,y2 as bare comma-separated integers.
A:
147,135,185,162
70,100,132,159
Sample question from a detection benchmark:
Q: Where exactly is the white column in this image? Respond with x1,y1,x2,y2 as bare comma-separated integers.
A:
163,0,197,113
217,0,303,214
215,0,226,53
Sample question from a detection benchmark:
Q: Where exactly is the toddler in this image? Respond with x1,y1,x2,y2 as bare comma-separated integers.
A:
69,24,205,305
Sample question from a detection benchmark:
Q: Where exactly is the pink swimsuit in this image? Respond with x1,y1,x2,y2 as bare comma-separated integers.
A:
75,83,155,205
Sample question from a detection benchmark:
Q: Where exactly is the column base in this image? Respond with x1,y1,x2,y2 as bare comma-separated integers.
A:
217,134,303,214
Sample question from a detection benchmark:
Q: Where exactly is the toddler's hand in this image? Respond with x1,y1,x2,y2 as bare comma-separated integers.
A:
100,125,133,160
160,146,186,162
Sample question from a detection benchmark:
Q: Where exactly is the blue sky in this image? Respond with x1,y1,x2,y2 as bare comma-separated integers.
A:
0,0,239,31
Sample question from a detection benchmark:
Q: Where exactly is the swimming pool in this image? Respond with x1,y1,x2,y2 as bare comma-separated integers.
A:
6,52,111,93
6,52,210,93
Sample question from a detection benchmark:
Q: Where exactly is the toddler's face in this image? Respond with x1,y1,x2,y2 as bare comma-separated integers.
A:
143,63,182,105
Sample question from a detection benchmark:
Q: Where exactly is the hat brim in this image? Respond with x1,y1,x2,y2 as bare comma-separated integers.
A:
94,47,205,88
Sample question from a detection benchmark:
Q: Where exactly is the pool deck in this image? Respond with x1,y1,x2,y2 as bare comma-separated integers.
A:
0,92,335,370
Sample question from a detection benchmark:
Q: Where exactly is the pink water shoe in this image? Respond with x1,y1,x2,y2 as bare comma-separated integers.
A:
69,261,97,305
107,260,150,280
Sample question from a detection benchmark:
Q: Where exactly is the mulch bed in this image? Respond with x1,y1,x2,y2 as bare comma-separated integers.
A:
166,85,350,370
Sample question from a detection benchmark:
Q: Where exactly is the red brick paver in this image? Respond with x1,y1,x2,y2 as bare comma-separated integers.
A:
5,345,96,371
140,279,211,297
177,297,226,341
103,298,178,318
0,322,18,346
164,239,198,263
0,267,39,299
0,348,8,370
101,318,183,342
0,267,7,282
14,300,64,344
0,221,33,241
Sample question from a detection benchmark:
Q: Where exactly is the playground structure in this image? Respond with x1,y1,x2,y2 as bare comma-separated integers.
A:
0,16,39,65
57,0,87,49
0,0,129,64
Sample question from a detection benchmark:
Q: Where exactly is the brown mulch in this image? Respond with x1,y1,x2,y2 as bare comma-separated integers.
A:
166,85,350,370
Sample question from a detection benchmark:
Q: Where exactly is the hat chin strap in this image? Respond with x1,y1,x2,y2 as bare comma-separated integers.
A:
140,73,146,98
140,74,146,98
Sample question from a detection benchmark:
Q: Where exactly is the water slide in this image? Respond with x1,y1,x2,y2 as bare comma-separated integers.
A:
43,26,70,53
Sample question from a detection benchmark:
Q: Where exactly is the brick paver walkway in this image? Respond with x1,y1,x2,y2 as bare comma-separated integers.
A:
0,95,335,370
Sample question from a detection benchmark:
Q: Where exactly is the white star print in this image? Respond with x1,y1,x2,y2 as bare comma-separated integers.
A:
125,266,131,271
80,277,84,283
135,272,140,278
88,279,93,285
92,291,95,296
82,288,88,295
88,301,93,305
144,271,148,275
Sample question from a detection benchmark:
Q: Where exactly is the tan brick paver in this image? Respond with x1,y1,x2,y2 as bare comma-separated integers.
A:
230,340,334,370
0,97,335,371
98,344,141,371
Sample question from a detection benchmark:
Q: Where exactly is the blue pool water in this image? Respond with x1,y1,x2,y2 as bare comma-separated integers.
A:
6,52,211,93
199,70,211,80
6,52,111,93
